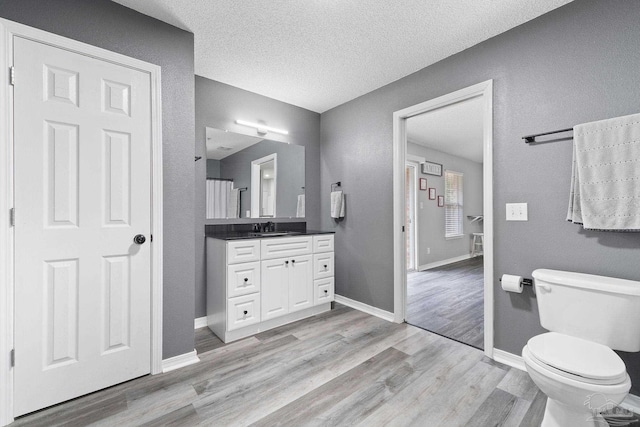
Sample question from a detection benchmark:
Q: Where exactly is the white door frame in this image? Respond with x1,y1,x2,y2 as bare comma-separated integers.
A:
405,161,419,271
0,19,164,426
392,80,494,357
250,153,277,218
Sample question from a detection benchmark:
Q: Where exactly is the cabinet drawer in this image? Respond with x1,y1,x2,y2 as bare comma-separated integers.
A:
227,294,261,331
227,261,260,298
261,236,312,260
227,240,260,264
313,234,334,253
315,278,335,305
313,252,334,280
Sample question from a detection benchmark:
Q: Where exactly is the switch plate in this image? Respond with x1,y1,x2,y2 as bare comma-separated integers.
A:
506,203,528,221
419,202,424,209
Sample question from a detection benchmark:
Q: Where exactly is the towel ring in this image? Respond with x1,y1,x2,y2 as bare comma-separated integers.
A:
331,181,342,192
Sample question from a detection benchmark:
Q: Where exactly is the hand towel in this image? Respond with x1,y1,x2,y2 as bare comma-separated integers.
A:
227,188,240,219
331,191,345,219
567,112,640,231
296,194,305,218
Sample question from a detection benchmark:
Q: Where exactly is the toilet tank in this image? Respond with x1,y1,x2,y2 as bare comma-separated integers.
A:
533,269,640,352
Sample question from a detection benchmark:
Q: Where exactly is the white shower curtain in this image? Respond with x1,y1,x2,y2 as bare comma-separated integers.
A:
206,179,233,219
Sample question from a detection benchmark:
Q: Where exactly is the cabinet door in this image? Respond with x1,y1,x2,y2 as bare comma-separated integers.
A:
261,258,289,320
288,254,313,313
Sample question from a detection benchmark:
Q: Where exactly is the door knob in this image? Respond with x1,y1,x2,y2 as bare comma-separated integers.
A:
133,234,146,245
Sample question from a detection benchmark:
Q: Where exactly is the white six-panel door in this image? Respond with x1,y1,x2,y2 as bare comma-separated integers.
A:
13,36,152,416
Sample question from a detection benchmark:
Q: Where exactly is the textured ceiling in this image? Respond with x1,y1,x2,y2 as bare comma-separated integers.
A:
112,0,572,113
407,96,484,163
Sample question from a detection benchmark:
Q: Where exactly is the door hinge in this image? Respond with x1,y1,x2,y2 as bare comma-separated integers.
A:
9,66,14,86
10,349,14,368
9,207,15,227
150,234,153,242
402,226,405,232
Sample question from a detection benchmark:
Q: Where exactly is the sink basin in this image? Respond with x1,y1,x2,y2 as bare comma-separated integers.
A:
249,231,300,237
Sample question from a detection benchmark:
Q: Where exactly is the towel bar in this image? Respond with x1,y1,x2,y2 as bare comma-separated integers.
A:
523,128,573,143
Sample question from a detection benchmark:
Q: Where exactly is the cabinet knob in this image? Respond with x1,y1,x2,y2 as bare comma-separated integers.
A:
244,278,248,282
324,290,328,294
243,310,248,315
324,264,327,269
291,259,295,264
285,260,289,265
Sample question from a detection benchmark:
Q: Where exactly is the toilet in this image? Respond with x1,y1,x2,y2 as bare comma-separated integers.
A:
522,269,640,427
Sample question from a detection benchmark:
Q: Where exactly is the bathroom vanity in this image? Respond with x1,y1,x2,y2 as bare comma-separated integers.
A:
206,232,335,343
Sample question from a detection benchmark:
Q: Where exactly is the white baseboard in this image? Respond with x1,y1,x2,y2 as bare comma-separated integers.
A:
493,348,526,371
161,349,200,373
194,316,207,329
335,295,394,322
418,253,474,271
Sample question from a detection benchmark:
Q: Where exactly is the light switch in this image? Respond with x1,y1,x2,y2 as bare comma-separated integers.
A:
506,203,528,221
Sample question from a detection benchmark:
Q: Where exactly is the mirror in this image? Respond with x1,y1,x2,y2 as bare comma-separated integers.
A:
205,127,304,219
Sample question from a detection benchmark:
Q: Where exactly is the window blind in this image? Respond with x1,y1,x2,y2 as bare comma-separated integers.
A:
445,171,464,237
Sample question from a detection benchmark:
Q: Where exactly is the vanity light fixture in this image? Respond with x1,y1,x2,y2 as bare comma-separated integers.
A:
235,119,289,136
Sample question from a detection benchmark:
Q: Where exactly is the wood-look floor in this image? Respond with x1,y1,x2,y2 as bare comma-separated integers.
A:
407,256,484,349
13,303,550,426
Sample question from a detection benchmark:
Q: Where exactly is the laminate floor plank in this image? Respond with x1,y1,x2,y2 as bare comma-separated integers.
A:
250,347,410,427
139,404,201,427
15,303,552,427
93,383,198,426
497,367,540,402
519,390,549,427
389,355,507,426
11,392,128,427
193,322,416,425
407,256,484,349
355,340,486,426
465,388,531,427
194,326,225,354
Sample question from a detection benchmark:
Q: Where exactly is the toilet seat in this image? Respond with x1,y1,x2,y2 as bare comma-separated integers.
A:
526,332,627,385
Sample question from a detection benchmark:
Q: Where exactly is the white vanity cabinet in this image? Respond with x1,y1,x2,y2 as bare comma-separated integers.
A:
207,233,334,343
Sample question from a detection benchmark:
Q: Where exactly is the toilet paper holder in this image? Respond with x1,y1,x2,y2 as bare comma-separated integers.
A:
499,276,533,287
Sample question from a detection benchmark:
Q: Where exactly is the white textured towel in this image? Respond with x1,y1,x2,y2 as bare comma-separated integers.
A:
567,112,640,231
296,194,305,218
226,188,240,219
331,191,345,219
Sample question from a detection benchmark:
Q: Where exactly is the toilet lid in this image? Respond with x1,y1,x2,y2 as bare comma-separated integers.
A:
527,332,626,381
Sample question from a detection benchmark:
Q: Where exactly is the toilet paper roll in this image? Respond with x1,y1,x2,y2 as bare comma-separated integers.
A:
501,274,523,293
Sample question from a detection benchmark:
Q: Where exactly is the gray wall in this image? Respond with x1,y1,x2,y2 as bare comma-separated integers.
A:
206,160,221,179
320,0,640,391
195,76,321,317
0,0,196,359
219,140,305,218
407,143,483,267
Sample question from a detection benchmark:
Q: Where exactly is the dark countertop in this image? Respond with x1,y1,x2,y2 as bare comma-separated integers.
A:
206,229,335,241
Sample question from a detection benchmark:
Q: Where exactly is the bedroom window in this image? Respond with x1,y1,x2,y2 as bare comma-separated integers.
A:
445,170,464,238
